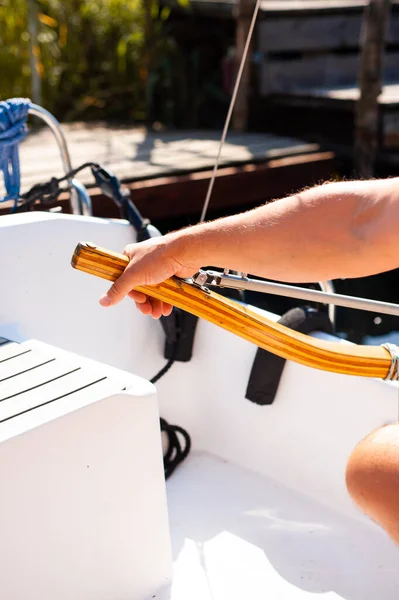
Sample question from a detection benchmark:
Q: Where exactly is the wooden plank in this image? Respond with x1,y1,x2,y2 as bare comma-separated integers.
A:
258,14,363,52
383,111,399,146
259,0,397,12
264,88,399,150
233,0,256,131
88,151,335,221
193,0,399,12
261,54,359,94
282,82,399,105
260,0,366,10
354,0,392,177
260,52,399,95
0,151,335,220
27,0,42,105
258,12,399,52
265,85,399,156
3,128,321,197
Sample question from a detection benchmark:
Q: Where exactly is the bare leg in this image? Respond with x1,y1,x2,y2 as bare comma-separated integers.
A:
346,424,399,543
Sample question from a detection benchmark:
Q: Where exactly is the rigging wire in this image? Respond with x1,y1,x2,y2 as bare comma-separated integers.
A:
155,2,262,477
200,0,262,223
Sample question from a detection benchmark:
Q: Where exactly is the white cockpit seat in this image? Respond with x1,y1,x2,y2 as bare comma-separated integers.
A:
0,337,171,600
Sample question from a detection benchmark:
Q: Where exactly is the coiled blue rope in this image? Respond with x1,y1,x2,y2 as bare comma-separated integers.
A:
0,98,31,206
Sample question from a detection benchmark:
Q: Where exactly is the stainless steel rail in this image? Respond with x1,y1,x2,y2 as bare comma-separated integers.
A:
28,104,91,216
196,270,399,318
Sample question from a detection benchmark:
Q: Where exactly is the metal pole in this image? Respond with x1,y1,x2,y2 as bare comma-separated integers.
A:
233,0,255,131
200,0,261,223
354,0,392,177
319,280,336,326
200,271,399,317
28,104,91,215
27,0,42,106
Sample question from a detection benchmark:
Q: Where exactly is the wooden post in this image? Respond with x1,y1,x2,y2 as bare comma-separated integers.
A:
27,0,42,106
233,0,255,132
354,0,392,178
142,0,153,121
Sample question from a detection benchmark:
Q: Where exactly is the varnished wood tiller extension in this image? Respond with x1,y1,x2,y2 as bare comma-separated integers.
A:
71,242,393,379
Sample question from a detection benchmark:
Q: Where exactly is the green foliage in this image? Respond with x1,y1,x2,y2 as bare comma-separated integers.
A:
0,0,188,121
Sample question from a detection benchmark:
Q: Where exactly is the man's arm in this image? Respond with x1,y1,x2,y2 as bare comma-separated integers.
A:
99,178,399,317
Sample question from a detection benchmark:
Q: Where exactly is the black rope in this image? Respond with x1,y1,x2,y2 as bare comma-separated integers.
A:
149,336,191,478
150,357,176,384
150,332,178,385
160,418,191,479
59,162,100,182
16,162,101,211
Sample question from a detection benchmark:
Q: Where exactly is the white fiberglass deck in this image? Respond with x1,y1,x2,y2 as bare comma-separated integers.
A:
166,453,399,600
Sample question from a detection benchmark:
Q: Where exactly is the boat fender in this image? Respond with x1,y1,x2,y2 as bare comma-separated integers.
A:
245,307,333,406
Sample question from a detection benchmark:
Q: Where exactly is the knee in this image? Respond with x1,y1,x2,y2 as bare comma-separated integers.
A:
346,424,399,542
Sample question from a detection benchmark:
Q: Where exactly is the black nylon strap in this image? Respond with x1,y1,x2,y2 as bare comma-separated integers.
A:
245,307,333,406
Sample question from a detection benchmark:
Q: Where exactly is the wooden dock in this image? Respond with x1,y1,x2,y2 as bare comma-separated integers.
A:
0,123,335,225
190,0,399,17
17,123,323,189
255,1,399,153
270,84,399,150
185,0,399,155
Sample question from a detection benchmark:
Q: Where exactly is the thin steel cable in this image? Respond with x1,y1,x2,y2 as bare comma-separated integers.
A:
200,0,262,223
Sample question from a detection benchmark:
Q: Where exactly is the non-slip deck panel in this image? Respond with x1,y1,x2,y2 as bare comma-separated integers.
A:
0,351,56,382
0,339,126,422
0,343,31,363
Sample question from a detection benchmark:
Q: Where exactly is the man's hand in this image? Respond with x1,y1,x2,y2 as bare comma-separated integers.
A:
99,234,201,318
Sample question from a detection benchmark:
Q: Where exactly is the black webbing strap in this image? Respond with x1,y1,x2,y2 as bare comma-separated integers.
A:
245,307,333,406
